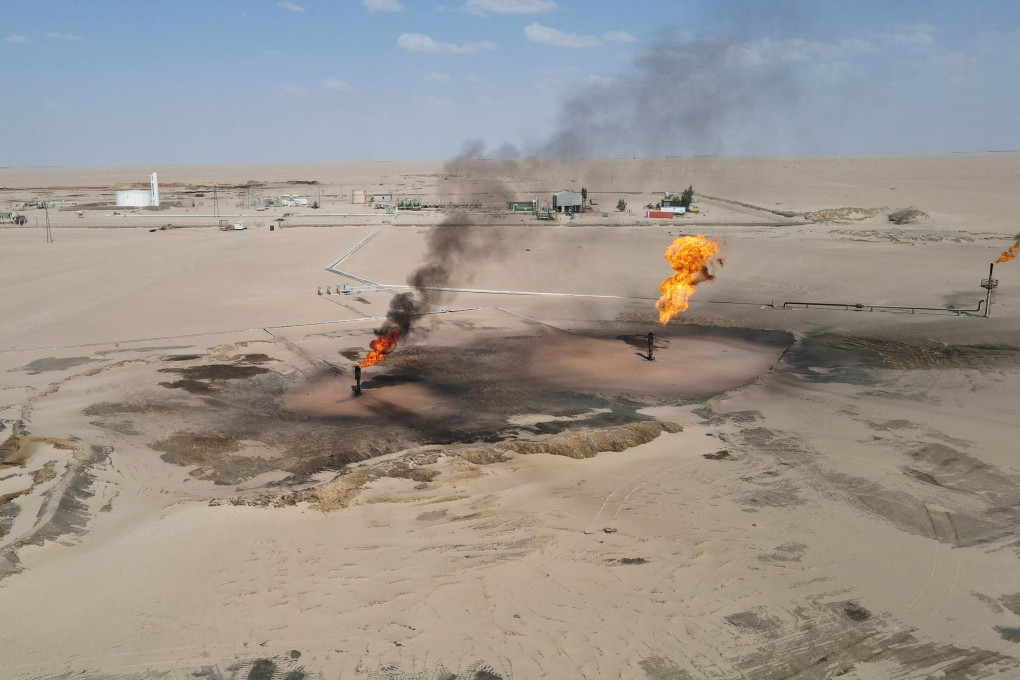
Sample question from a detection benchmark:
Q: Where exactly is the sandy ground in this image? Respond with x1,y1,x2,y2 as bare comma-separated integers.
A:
1,155,1019,679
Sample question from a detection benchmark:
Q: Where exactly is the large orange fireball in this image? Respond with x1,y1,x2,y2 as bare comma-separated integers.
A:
655,235,723,324
994,239,1020,264
359,328,400,368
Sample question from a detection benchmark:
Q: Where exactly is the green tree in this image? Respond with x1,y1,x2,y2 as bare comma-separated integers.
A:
680,185,694,208
617,198,627,212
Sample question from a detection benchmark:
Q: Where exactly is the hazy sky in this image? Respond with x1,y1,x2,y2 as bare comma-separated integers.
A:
3,0,1020,166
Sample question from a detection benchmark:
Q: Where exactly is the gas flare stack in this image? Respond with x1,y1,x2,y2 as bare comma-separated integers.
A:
981,263,998,318
353,365,362,397
984,238,1020,317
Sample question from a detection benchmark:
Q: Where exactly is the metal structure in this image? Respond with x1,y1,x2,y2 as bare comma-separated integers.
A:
44,204,53,243
981,262,998,318
241,182,264,209
781,299,985,316
552,190,582,214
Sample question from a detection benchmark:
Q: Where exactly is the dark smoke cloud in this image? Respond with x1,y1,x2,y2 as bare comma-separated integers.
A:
381,292,417,338
376,140,518,341
539,32,803,159
376,16,813,346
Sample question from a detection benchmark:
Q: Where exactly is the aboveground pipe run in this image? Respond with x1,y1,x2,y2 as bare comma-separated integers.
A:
781,300,985,316
783,262,998,317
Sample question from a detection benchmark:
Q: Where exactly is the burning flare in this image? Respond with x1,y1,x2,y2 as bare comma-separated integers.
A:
994,239,1020,264
359,328,400,368
655,235,723,324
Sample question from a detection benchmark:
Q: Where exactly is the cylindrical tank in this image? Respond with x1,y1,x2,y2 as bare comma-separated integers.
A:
352,190,366,204
116,189,152,207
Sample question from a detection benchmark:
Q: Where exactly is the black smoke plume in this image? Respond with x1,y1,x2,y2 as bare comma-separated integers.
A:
541,32,803,159
374,141,517,345
374,16,810,350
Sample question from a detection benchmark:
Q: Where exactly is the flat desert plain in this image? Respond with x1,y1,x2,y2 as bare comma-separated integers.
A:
1,154,1020,679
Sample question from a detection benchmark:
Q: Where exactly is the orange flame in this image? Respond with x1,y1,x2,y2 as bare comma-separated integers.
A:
994,239,1020,264
655,235,722,324
359,328,400,368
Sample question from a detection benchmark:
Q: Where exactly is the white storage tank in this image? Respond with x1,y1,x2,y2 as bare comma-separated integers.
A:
115,172,160,207
115,189,152,207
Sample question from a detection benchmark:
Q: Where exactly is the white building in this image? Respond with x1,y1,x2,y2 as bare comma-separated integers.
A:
281,194,309,207
116,173,160,207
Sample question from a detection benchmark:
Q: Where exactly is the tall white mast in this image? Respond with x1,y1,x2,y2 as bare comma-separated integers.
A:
150,172,160,207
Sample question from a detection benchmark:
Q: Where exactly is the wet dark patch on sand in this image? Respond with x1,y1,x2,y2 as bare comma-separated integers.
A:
727,609,784,637
159,364,270,381
149,433,278,485
731,601,1017,678
640,656,694,679
16,356,94,374
1,443,110,580
232,353,275,364
88,419,140,435
904,442,1018,496
157,362,271,397
741,480,806,509
758,542,807,563
787,333,1020,379
247,659,276,680
90,325,786,488
151,433,242,459
159,378,218,394
616,557,649,565
730,424,1020,550
996,626,1020,643
84,400,177,416
519,409,650,436
868,418,915,431
417,509,448,521
692,408,762,426
1001,594,1020,616
95,345,192,356
841,601,872,621
903,467,941,486
190,651,310,680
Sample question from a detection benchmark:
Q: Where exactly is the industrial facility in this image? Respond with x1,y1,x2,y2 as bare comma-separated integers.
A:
115,172,160,208
552,189,583,214
507,198,539,212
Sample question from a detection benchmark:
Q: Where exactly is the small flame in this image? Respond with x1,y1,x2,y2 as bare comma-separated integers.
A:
359,328,400,368
994,239,1020,264
655,235,723,324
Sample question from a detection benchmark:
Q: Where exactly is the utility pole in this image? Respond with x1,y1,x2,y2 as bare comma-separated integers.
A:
44,203,53,243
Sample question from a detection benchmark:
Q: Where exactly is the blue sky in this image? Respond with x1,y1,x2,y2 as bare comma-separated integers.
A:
3,0,1020,166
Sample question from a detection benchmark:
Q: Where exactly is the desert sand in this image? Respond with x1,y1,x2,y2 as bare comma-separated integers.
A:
1,154,1019,679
